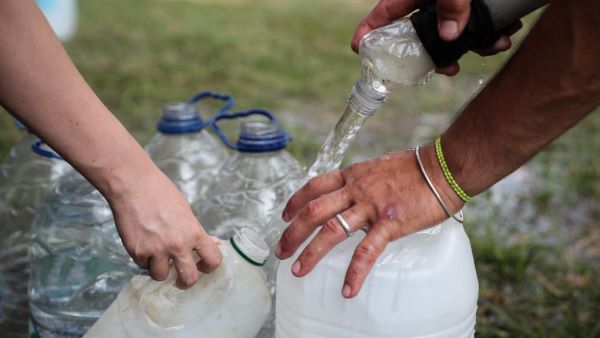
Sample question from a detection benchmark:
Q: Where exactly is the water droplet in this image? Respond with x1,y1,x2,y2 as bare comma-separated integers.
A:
478,78,485,85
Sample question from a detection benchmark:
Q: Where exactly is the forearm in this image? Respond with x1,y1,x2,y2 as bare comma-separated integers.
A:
0,0,158,199
441,0,600,196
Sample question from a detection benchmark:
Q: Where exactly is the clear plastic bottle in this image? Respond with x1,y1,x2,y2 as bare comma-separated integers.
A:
0,137,71,338
84,228,272,338
145,92,233,205
193,109,305,240
28,169,139,337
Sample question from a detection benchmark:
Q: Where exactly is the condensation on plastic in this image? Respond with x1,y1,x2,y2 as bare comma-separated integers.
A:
28,169,139,337
0,134,71,338
359,18,435,88
193,127,304,240
85,229,271,338
276,219,479,338
145,124,228,206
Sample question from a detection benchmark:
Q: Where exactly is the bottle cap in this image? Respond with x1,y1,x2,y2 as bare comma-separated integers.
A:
211,109,292,153
157,102,206,134
230,228,269,267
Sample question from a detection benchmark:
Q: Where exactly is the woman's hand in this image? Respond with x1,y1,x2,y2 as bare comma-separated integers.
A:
275,145,463,298
351,0,522,75
108,167,222,289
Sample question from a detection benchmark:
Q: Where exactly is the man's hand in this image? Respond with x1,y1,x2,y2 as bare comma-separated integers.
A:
275,146,463,298
351,0,521,75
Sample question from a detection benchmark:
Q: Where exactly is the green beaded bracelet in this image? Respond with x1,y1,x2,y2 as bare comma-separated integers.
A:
435,137,472,203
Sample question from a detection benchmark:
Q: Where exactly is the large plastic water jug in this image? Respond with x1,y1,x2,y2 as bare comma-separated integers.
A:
193,109,305,239
28,169,139,337
145,91,232,205
84,228,271,338
276,218,479,338
0,138,70,338
36,0,78,42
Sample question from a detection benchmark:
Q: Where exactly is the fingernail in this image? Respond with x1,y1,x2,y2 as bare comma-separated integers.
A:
342,284,352,298
439,20,458,40
291,260,301,276
275,242,282,258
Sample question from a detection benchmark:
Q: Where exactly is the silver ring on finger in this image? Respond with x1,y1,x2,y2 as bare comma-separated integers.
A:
335,213,353,238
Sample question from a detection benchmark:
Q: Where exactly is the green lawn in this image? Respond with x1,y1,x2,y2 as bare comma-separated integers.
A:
1,0,598,336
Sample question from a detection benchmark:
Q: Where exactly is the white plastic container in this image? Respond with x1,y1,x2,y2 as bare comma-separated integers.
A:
85,228,272,338
36,0,78,42
276,219,478,338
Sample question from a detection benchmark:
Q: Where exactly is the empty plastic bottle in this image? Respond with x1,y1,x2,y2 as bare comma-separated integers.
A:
85,228,271,338
28,168,139,337
145,91,233,205
193,109,305,239
0,138,70,338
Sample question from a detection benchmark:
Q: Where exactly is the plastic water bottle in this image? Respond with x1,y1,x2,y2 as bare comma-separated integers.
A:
360,0,548,84
193,109,305,239
145,91,233,205
85,228,271,338
28,168,139,337
0,138,70,338
36,0,78,42
276,219,479,338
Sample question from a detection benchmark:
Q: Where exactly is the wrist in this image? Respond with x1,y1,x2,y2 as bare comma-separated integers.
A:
85,146,164,205
419,143,465,213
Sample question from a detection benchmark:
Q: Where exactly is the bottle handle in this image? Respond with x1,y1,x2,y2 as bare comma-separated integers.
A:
31,140,63,160
187,91,236,117
209,109,279,150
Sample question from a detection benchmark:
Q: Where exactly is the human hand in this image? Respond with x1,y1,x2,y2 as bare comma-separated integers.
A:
351,0,522,75
274,145,464,298
108,167,223,289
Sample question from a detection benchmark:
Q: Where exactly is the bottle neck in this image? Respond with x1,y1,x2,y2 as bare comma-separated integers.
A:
230,228,269,267
307,77,387,177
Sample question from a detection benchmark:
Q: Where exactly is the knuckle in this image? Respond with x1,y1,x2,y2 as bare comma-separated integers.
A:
322,219,344,238
279,229,296,249
353,176,371,191
301,200,321,219
355,242,378,265
170,239,187,256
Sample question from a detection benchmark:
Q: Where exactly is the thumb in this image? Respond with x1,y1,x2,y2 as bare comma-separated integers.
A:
437,0,471,41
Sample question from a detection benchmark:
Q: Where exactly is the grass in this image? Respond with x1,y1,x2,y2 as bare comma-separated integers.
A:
1,0,598,336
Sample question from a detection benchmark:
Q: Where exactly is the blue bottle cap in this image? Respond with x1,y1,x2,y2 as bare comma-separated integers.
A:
157,102,206,134
157,91,235,134
211,109,292,153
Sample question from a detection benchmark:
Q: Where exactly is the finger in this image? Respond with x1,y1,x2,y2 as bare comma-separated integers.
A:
435,62,460,76
475,35,512,56
173,252,199,289
277,188,353,259
131,253,150,270
342,223,392,298
437,0,471,41
351,0,426,52
282,171,345,222
291,207,369,277
194,233,223,274
148,255,170,281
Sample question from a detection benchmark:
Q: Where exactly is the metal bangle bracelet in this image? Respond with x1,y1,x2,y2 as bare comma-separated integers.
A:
414,146,464,224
